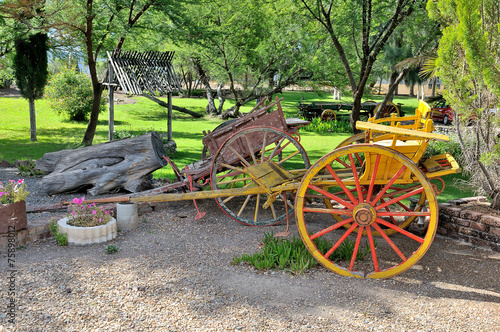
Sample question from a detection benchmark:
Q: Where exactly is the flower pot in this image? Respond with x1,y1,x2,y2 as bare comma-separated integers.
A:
0,200,27,234
57,217,117,245
116,203,139,231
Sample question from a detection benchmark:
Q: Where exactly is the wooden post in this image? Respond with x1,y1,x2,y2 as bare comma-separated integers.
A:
168,92,173,141
108,63,115,141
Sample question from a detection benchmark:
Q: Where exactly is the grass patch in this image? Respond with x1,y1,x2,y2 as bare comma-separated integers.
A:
231,232,372,274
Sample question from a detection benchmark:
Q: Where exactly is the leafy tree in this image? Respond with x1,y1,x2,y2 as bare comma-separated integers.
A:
47,0,185,145
178,0,314,117
13,32,48,142
299,0,424,131
428,0,500,207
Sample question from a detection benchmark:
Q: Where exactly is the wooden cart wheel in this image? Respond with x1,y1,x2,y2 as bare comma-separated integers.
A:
295,144,438,278
320,109,337,121
374,101,400,118
330,133,428,235
211,126,310,226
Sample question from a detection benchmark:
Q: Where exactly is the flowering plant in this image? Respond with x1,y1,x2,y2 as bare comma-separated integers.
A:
0,179,29,204
67,197,114,227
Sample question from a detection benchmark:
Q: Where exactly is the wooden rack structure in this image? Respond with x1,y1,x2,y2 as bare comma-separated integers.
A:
104,50,182,141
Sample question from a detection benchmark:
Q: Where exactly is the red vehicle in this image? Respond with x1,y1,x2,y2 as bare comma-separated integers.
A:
429,100,455,125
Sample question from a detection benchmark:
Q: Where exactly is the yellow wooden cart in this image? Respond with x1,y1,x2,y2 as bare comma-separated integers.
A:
128,100,460,278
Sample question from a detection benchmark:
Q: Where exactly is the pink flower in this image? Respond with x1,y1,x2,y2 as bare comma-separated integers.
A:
81,197,85,202
92,210,97,215
0,192,4,197
71,211,75,216
105,211,110,215
72,198,82,204
17,179,24,184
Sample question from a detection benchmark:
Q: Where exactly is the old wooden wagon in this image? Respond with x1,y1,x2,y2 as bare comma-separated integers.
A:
297,100,404,121
63,99,461,279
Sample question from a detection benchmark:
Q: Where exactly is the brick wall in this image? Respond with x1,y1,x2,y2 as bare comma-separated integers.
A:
438,199,500,252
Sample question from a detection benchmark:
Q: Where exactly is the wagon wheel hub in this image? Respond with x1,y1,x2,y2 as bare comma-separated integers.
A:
353,203,376,226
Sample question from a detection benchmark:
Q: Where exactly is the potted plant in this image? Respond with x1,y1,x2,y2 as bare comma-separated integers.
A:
57,197,117,245
0,179,29,233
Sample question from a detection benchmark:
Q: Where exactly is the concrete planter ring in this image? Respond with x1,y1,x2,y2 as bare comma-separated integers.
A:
57,217,117,245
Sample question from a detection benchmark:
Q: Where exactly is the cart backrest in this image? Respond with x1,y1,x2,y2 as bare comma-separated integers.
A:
202,98,288,161
362,102,436,165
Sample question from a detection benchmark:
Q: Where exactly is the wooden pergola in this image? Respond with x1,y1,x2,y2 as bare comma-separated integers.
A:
105,50,182,141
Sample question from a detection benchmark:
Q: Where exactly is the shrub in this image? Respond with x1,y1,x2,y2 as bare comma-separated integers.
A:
49,219,68,246
45,67,105,122
231,232,373,274
301,117,351,133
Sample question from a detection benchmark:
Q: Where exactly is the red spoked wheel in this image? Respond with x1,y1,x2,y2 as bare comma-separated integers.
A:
295,144,438,278
331,133,429,235
210,126,310,226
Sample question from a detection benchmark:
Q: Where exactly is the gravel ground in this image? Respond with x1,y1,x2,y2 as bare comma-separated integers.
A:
1,170,500,331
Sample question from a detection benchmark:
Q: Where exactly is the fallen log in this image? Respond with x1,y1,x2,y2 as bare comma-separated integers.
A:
36,132,168,196
142,94,203,118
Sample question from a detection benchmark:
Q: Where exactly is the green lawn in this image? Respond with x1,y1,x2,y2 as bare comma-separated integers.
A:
0,91,472,203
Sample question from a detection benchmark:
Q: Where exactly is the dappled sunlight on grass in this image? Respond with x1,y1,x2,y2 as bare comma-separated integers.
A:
1,92,470,203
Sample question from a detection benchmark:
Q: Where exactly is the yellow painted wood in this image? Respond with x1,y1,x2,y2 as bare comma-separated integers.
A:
356,121,449,141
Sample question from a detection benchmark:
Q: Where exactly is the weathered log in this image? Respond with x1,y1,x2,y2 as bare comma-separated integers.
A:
36,132,168,196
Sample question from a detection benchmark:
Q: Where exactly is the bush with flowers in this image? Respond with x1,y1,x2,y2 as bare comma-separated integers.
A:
67,197,114,227
0,179,29,204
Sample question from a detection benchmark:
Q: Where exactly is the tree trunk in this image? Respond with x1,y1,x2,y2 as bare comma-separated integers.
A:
220,106,241,120
350,93,363,133
431,77,437,97
388,71,399,102
217,83,225,114
28,97,37,142
82,84,104,146
375,69,407,119
36,132,167,196
409,82,415,97
192,58,217,114
186,71,193,98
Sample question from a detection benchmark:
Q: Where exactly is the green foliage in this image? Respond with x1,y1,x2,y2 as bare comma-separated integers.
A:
424,136,463,161
105,245,119,254
231,232,373,274
17,160,45,177
0,179,29,204
45,67,105,122
13,33,48,101
49,219,68,246
429,0,500,207
301,117,352,133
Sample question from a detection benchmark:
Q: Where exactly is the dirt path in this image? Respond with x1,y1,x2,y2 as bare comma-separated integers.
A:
1,199,499,331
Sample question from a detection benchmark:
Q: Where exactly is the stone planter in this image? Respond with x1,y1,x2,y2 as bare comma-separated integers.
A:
57,217,117,245
0,200,27,233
